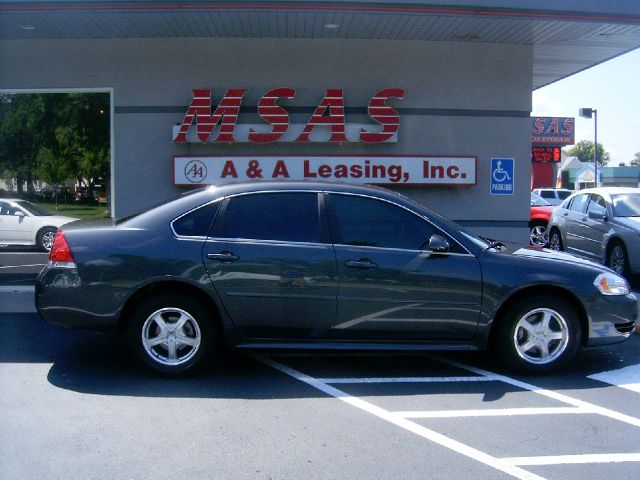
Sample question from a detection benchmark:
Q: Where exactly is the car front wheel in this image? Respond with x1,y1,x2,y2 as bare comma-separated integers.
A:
496,295,581,373
128,294,215,375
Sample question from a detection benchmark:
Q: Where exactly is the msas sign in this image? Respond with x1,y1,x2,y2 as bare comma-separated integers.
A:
173,87,404,144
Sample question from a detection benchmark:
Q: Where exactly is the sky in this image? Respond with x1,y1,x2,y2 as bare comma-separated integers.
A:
532,47,640,166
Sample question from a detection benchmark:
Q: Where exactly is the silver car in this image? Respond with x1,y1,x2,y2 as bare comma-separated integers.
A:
548,187,640,277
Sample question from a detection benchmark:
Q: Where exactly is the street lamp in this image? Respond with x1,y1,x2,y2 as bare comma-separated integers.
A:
579,107,598,187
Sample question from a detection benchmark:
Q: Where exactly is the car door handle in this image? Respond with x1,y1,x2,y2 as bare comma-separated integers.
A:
345,259,378,270
207,252,240,263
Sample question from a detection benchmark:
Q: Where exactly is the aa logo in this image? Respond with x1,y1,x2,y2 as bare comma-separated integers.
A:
184,160,208,183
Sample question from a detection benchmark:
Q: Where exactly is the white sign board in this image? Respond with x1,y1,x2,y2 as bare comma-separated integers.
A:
174,156,477,186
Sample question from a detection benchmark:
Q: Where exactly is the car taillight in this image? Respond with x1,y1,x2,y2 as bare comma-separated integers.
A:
48,230,76,268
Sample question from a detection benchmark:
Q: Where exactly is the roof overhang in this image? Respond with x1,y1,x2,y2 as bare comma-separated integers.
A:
2,1,640,89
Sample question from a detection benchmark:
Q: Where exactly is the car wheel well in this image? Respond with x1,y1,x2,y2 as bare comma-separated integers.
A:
489,286,588,349
606,237,625,256
118,281,223,338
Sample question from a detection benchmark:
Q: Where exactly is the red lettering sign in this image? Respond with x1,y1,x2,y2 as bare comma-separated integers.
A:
249,87,296,144
360,88,404,143
174,87,404,144
175,88,247,143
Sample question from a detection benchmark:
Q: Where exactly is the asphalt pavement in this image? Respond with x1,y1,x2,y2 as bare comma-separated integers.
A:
3,247,640,479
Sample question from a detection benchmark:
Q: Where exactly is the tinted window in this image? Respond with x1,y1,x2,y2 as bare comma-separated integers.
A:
569,194,589,213
586,195,607,217
539,190,554,199
558,191,572,200
172,201,221,237
216,193,320,243
329,194,439,250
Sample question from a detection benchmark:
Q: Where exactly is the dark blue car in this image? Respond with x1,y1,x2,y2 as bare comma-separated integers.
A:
36,181,637,375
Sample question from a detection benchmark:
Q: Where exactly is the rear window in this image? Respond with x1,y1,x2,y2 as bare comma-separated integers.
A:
172,201,221,237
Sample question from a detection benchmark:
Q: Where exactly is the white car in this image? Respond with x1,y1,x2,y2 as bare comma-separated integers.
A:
0,199,78,251
531,188,574,206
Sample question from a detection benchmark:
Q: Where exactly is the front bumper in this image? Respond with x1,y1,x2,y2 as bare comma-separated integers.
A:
584,291,638,347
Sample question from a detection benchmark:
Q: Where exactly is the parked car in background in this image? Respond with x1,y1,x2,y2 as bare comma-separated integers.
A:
36,182,637,376
530,192,554,247
532,188,573,206
548,187,640,277
0,199,78,251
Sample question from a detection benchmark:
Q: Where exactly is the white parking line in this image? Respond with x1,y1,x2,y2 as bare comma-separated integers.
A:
503,453,640,466
433,355,640,429
317,376,494,383
396,407,593,419
588,364,640,394
256,354,546,480
257,353,640,478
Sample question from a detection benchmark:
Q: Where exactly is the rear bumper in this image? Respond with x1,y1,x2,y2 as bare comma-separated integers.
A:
35,266,121,333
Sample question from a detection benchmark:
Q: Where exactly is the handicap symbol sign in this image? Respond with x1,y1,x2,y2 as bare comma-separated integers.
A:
490,158,514,195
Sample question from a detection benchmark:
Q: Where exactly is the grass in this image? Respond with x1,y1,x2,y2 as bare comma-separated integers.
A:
36,202,110,220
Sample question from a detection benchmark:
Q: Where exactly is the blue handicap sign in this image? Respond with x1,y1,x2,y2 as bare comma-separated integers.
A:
490,158,514,195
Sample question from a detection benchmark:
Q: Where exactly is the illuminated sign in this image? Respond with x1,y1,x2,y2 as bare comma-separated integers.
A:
174,156,477,186
531,117,575,145
531,146,561,163
173,88,404,144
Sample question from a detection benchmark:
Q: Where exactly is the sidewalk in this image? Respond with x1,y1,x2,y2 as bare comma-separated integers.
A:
0,285,37,313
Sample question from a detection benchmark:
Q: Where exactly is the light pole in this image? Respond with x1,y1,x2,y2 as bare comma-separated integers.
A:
579,108,598,187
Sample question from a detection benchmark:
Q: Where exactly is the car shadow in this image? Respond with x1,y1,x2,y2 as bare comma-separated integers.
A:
3,312,639,401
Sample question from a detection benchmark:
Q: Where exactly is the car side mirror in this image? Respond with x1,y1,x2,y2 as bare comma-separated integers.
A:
14,211,25,217
588,210,607,221
427,234,450,253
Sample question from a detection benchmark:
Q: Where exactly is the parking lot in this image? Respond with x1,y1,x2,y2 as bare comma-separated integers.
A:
2,249,640,479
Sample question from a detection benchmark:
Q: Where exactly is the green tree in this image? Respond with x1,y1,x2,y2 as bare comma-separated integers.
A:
631,151,640,167
0,92,109,196
568,140,610,167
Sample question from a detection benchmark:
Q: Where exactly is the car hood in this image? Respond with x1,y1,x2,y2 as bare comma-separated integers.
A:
499,244,606,270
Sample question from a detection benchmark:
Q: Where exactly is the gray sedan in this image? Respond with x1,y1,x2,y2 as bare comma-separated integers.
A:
36,181,637,375
548,187,640,277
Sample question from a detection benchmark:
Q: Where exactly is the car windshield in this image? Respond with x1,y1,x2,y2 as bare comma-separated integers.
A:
611,193,640,217
14,200,52,216
531,193,551,206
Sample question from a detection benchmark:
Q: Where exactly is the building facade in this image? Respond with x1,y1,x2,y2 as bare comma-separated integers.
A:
1,1,640,242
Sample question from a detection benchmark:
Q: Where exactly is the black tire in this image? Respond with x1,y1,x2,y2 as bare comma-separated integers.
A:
495,295,581,374
607,241,630,278
128,293,216,375
529,221,549,247
548,228,563,251
37,227,57,252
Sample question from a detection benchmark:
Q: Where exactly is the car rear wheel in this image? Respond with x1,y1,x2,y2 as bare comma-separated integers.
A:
548,228,563,251
128,294,215,375
608,241,629,277
37,227,57,252
529,221,549,247
495,295,581,373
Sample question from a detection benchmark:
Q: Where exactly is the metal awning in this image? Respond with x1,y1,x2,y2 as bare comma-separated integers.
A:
2,1,639,88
